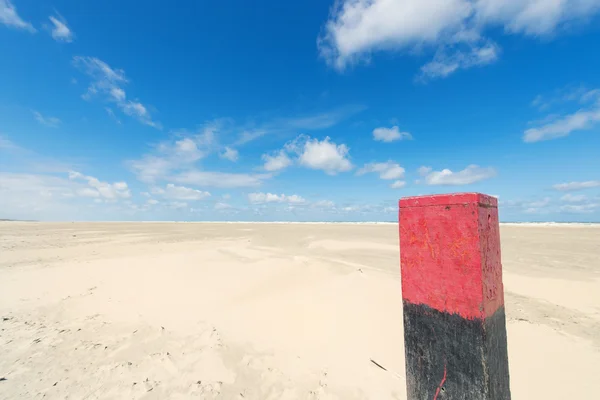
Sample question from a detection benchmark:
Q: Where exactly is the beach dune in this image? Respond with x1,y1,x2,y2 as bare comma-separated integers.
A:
1,222,599,399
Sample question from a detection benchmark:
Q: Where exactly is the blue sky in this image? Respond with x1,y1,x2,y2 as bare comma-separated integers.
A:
1,0,600,222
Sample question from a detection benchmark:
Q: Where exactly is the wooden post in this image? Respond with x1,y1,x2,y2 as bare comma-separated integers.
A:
399,193,511,399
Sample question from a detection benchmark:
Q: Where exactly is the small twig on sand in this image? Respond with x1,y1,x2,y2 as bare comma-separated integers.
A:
370,359,403,380
370,359,388,371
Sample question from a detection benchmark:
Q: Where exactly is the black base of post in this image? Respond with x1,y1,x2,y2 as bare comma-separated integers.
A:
403,302,511,399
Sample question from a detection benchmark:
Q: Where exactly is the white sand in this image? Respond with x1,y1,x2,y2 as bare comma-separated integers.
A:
1,222,599,399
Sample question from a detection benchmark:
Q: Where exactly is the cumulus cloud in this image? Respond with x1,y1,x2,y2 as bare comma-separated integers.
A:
372,126,413,142
553,180,600,191
69,170,131,200
168,201,188,210
357,161,405,180
76,187,100,198
313,200,336,208
221,147,239,162
49,14,74,42
523,198,552,214
318,0,600,78
129,125,217,183
417,166,433,176
500,197,566,215
0,0,35,32
73,56,160,128
0,172,85,219
555,190,600,213
262,135,352,175
248,192,307,205
262,150,293,172
421,164,496,185
390,180,406,189
286,135,352,175
214,202,233,210
174,171,271,189
128,124,271,189
0,173,74,197
560,194,588,203
560,203,599,213
524,89,600,142
154,183,211,201
1,170,142,220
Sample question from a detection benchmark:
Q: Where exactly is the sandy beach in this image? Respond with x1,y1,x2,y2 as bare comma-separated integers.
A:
1,222,599,399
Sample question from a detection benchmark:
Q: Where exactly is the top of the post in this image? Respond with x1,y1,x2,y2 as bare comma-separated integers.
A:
399,192,498,208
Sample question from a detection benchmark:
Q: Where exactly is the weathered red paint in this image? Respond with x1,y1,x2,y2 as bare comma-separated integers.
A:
433,364,447,400
399,192,504,320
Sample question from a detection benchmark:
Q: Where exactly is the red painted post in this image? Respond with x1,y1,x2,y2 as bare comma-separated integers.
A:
399,193,511,399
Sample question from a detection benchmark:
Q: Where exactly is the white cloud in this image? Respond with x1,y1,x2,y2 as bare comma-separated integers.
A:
318,0,600,78
261,134,353,176
520,197,553,214
110,87,126,102
130,156,173,183
147,199,159,205
555,190,600,213
73,56,160,128
313,200,335,208
527,197,551,208
248,192,307,205
421,164,496,185
33,111,61,128
560,194,588,203
318,0,471,70
129,125,216,183
69,170,131,200
0,0,35,32
284,195,306,205
417,166,433,176
474,0,600,36
76,188,100,198
121,101,160,128
275,105,367,130
49,14,74,42
419,41,499,80
530,86,599,111
158,183,211,201
174,170,271,188
390,180,406,189
357,161,405,180
262,150,293,172
128,124,271,189
0,135,20,151
523,90,600,142
169,201,188,210
560,203,599,213
372,126,412,142
214,202,232,210
1,172,76,198
105,107,121,124
553,180,600,191
233,105,365,146
221,146,239,162
150,186,165,195
0,171,141,220
290,135,352,175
